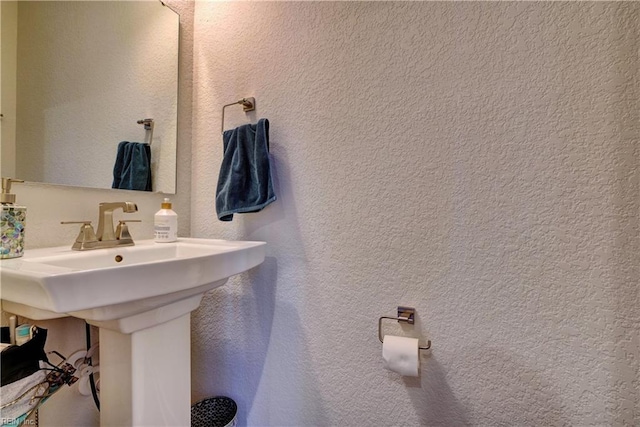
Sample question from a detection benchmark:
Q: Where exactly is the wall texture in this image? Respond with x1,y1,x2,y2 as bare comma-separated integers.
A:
191,2,639,426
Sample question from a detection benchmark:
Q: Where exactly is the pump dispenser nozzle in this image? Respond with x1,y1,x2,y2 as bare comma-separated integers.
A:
1,178,24,204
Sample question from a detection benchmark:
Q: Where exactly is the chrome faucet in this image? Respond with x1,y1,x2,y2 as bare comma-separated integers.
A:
62,201,139,250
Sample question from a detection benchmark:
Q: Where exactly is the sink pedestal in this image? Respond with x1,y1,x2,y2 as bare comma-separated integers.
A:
90,294,212,426
99,313,191,426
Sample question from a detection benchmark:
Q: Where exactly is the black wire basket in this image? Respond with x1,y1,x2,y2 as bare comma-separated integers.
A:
191,396,238,427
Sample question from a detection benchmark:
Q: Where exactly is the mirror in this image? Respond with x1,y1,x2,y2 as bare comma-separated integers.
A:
2,1,179,193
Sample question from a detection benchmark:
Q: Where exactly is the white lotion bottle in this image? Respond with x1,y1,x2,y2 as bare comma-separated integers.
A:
154,198,178,242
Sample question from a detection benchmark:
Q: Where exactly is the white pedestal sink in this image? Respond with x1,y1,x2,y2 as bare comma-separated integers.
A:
0,238,266,426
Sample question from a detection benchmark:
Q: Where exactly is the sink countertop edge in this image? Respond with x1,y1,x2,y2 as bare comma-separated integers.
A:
0,238,267,316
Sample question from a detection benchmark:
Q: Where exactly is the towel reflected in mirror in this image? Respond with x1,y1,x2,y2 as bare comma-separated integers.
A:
112,141,152,191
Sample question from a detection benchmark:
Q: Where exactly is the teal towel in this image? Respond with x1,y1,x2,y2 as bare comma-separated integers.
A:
112,141,152,191
216,119,276,221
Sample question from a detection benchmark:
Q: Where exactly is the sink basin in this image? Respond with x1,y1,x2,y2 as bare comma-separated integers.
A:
1,237,266,426
0,238,266,331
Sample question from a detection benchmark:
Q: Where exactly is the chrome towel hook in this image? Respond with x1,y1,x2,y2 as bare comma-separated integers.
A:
221,97,256,134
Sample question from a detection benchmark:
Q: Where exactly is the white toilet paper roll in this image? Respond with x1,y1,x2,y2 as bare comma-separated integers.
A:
382,335,419,377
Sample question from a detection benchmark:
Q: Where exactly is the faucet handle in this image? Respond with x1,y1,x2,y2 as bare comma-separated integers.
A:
61,221,98,250
115,220,141,241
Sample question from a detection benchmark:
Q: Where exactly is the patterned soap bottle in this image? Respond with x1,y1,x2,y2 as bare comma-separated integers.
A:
1,178,26,259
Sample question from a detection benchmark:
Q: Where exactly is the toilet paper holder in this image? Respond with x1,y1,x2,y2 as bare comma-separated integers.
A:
378,306,431,350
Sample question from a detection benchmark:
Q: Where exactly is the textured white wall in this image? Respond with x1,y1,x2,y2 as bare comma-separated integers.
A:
191,2,639,426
